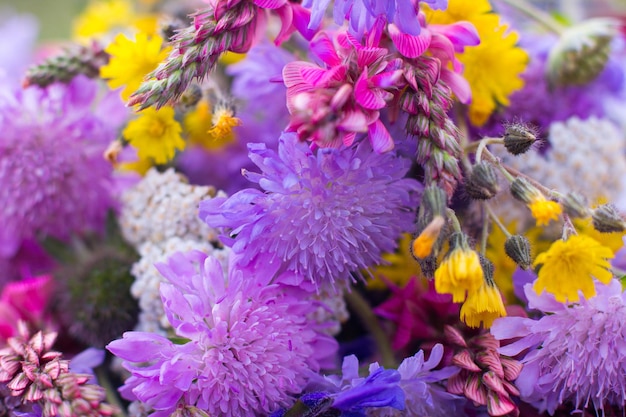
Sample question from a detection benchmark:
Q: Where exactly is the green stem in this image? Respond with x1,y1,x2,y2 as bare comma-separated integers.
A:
446,208,463,233
475,138,504,164
95,366,128,417
497,0,566,34
485,203,513,238
480,203,490,254
344,290,396,369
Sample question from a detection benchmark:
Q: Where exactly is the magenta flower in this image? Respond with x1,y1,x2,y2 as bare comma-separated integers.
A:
284,29,404,152
108,250,337,417
0,275,53,341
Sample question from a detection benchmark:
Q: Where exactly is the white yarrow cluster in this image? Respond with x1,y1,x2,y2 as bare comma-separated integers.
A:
120,168,229,334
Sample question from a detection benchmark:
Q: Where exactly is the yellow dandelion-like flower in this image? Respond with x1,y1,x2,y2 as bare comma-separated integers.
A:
100,33,170,101
435,234,484,302
368,234,422,289
528,197,562,226
123,106,185,164
424,0,529,126
207,107,242,145
220,52,247,65
533,234,614,303
460,279,507,328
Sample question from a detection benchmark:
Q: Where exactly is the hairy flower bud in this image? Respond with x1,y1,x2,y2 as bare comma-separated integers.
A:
503,123,537,155
561,192,591,218
504,235,532,270
465,162,500,200
547,18,619,88
592,204,626,233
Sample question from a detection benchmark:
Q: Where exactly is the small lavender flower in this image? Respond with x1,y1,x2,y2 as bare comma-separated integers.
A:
108,250,337,417
0,10,38,85
200,133,421,291
491,279,626,415
0,76,125,257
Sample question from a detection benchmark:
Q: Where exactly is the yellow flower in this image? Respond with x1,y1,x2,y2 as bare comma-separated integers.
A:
533,234,614,302
424,0,529,126
220,52,247,65
528,197,562,226
460,279,507,328
435,234,484,302
208,107,242,145
123,106,185,164
411,215,445,259
74,0,132,39
368,234,422,289
100,33,170,101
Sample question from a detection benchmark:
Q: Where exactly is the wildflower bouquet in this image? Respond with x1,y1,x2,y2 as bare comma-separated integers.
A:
2,0,626,416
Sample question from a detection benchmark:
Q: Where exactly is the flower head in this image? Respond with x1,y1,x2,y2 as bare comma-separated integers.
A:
200,133,420,291
460,275,507,329
528,197,562,226
0,76,121,257
533,234,613,303
100,33,170,101
434,233,484,302
108,250,337,417
123,106,185,164
492,279,626,415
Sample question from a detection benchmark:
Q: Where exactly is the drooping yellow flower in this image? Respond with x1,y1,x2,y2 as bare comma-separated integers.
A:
460,279,507,328
435,234,484,302
368,234,422,289
411,215,445,259
528,197,562,226
533,234,614,303
123,106,185,164
100,33,170,101
424,0,529,126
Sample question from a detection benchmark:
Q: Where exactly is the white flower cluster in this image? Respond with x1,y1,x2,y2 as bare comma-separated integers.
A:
120,167,223,246
120,168,229,334
308,290,350,336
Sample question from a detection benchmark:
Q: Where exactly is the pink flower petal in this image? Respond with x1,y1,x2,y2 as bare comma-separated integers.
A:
354,69,387,110
310,32,341,67
254,0,286,10
486,391,517,416
452,350,481,372
368,119,394,153
388,24,431,59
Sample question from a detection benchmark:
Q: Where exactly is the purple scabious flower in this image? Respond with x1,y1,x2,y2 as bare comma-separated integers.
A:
0,75,125,257
108,250,337,417
200,133,421,291
491,279,626,415
303,0,447,39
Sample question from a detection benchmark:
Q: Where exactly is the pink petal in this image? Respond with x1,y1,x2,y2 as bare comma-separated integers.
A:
310,32,341,67
388,24,431,59
356,46,388,68
482,371,507,396
273,5,295,45
354,69,387,110
342,131,357,147
254,0,286,9
368,119,394,153
486,391,517,417
464,373,488,405
452,350,481,372
339,110,368,132
291,3,316,40
430,22,480,53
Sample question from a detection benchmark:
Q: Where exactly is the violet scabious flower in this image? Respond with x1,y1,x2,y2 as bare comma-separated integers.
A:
200,133,421,291
304,0,447,39
108,250,337,417
0,75,125,257
491,279,626,415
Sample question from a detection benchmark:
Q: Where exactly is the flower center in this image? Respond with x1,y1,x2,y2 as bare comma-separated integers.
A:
148,119,166,137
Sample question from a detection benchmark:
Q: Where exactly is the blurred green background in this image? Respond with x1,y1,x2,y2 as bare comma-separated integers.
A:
2,0,88,41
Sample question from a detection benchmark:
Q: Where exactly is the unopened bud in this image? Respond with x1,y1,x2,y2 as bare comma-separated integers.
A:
417,185,448,229
503,124,537,155
592,204,626,233
547,18,619,88
465,162,500,200
479,254,495,283
504,235,532,270
560,192,590,218
510,178,541,204
412,216,445,259
419,255,438,279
